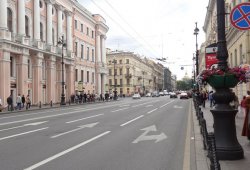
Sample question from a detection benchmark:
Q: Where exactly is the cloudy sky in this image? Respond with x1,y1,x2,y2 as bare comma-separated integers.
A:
78,0,209,80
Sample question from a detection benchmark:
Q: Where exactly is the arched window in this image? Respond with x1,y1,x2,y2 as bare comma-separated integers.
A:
25,15,29,37
40,22,43,41
7,8,13,32
52,28,55,45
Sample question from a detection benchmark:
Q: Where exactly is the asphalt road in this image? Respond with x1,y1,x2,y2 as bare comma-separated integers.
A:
0,96,193,170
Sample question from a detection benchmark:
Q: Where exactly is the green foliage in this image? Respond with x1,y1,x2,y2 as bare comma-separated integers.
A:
176,78,193,90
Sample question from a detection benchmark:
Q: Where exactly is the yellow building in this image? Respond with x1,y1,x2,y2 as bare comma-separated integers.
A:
106,50,164,96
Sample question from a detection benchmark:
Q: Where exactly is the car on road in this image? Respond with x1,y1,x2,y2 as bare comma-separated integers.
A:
169,92,177,98
180,92,189,99
159,92,164,96
152,91,160,97
145,93,151,97
132,93,141,99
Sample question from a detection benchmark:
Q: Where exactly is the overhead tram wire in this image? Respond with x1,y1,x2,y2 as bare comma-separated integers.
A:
89,0,161,58
102,0,162,58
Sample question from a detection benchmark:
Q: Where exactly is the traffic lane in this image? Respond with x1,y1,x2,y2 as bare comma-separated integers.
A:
31,100,191,170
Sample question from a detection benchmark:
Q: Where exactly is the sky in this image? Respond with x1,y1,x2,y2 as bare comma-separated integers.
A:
78,0,209,80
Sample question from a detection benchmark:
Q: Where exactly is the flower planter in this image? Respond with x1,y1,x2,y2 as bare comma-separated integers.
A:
207,74,239,88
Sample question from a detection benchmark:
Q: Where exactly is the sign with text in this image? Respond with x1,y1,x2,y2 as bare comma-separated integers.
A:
205,44,218,69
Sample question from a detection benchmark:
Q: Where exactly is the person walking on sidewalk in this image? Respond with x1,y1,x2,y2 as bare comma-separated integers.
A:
7,95,13,111
240,96,246,117
26,95,31,110
208,91,215,108
242,91,250,140
21,95,25,108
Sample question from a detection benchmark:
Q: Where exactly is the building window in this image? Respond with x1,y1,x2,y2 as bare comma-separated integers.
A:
114,69,117,75
119,60,122,64
126,59,129,64
92,30,94,38
92,72,94,83
109,69,112,76
25,15,29,36
10,56,14,77
42,62,46,80
234,49,237,66
92,49,94,62
120,79,123,86
52,28,55,45
115,79,117,86
81,70,84,82
81,44,84,59
40,22,43,41
81,24,83,32
28,59,31,78
126,68,130,74
126,78,130,85
120,68,123,75
109,79,112,86
75,69,78,81
87,71,89,83
75,20,77,29
39,0,43,8
7,8,13,32
87,27,89,36
240,44,243,64
75,42,78,56
87,47,89,60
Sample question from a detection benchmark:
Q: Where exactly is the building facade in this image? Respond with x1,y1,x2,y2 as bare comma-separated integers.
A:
106,50,164,96
163,67,172,91
0,0,108,105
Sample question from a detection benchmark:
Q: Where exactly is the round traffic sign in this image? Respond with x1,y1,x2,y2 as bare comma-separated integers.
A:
230,2,250,30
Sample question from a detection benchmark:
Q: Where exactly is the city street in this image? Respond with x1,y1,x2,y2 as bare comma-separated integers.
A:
0,97,194,170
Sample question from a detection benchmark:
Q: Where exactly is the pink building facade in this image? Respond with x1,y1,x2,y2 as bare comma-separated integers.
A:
0,0,108,105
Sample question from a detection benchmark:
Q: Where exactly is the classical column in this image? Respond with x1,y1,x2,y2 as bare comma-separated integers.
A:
66,64,74,100
18,0,25,35
66,11,72,51
17,55,28,95
55,5,63,39
32,53,43,105
46,56,56,103
45,0,53,45
0,0,7,30
0,51,10,105
101,35,107,64
103,74,107,94
98,73,101,95
34,0,40,40
96,33,101,62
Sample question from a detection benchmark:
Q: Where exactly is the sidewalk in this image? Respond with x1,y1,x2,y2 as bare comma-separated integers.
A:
193,101,250,170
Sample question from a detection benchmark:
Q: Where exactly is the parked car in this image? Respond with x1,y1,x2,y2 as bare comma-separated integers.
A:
180,92,189,99
145,93,151,97
169,92,177,98
159,92,164,96
152,91,160,97
132,93,141,99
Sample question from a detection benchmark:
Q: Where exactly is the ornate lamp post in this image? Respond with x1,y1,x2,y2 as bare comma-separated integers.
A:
194,22,199,87
209,0,244,160
58,36,66,105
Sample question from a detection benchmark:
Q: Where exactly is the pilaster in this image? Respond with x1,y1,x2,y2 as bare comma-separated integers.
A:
66,11,72,51
0,0,7,30
32,53,43,105
34,0,40,40
18,0,25,36
0,51,10,105
45,0,54,45
46,56,56,103
17,55,28,95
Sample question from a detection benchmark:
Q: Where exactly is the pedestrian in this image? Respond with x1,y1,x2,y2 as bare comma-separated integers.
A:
7,95,13,111
16,94,22,110
242,91,250,140
21,94,25,108
240,96,246,117
26,95,31,109
208,91,215,108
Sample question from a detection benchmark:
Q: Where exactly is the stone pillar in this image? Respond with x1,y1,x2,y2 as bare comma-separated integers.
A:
34,0,40,40
98,73,101,95
17,55,28,95
45,0,53,45
32,53,43,105
103,74,107,94
66,64,74,100
0,0,7,30
18,0,25,35
96,33,101,62
55,5,63,39
0,51,10,105
46,56,56,103
101,35,107,64
66,11,72,51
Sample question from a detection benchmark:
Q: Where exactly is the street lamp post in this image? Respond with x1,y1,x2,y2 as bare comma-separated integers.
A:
210,0,244,160
58,36,66,105
194,22,199,90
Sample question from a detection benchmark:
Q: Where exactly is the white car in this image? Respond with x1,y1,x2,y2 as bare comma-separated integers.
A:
145,93,151,97
132,93,141,99
180,92,189,99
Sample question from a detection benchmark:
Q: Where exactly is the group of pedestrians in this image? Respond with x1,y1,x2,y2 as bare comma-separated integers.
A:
5,94,31,111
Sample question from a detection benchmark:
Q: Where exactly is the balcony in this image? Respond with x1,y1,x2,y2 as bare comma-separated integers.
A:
125,73,132,78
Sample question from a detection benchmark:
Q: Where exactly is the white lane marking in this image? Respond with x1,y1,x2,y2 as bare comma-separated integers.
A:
132,100,159,108
24,131,111,170
147,108,158,114
51,122,99,138
0,127,48,141
120,115,144,127
119,105,130,107
145,105,153,108
0,121,48,132
66,114,103,124
159,101,175,108
111,108,129,112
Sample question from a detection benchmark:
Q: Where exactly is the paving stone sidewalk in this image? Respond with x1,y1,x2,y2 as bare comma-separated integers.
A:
194,100,250,170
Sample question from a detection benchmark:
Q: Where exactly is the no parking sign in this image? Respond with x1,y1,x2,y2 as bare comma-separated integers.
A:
230,3,250,30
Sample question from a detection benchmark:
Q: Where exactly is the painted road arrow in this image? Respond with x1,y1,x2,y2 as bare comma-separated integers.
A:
50,122,99,138
0,121,48,132
132,125,167,143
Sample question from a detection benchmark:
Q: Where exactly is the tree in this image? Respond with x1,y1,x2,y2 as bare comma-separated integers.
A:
176,78,193,90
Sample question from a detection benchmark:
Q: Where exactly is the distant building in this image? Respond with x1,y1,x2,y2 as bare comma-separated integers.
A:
163,68,171,91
